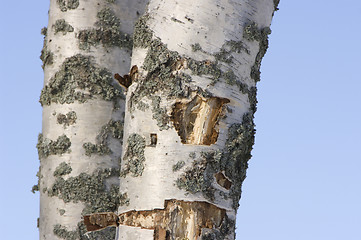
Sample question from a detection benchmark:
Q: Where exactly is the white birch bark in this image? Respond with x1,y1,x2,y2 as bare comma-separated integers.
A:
36,0,147,239
116,0,278,239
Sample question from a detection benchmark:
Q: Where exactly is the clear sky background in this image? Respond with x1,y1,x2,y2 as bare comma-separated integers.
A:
0,1,360,239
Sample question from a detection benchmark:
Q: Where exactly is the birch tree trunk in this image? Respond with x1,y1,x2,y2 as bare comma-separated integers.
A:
35,0,147,239
115,0,279,239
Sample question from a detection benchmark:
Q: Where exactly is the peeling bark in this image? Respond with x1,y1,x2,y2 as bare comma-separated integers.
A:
85,200,228,240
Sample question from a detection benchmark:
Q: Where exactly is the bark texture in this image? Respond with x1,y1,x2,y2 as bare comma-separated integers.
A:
116,0,278,239
36,0,147,239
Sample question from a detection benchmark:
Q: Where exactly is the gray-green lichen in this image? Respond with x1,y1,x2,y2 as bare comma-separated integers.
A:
129,32,190,121
77,8,132,50
176,157,214,200
187,58,222,84
31,185,39,193
59,209,66,216
191,40,249,64
36,134,71,159
150,96,170,130
82,119,123,156
49,168,121,239
119,192,130,206
39,54,123,106
120,134,146,177
97,119,124,144
133,14,152,48
54,221,116,240
32,167,42,193
57,111,77,127
172,160,185,172
176,112,255,209
41,27,47,36
131,15,236,118
57,0,79,12
136,101,149,111
83,142,111,156
53,19,74,35
243,22,271,82
48,168,121,215
53,162,72,177
191,43,203,52
40,27,54,69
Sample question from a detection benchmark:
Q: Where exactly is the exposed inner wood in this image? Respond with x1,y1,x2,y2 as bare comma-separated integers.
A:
114,65,138,90
214,172,232,190
83,200,226,240
83,212,119,232
171,95,229,145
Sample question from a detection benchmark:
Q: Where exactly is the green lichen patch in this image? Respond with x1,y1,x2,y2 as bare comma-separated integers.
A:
40,49,54,70
189,152,196,159
214,40,250,64
48,168,121,215
243,22,262,42
97,119,124,144
150,96,170,130
54,221,116,240
32,167,42,193
222,70,237,85
83,142,111,156
59,209,66,216
243,22,271,82
120,134,146,177
119,192,130,206
41,27,47,36
176,113,255,209
36,134,71,159
53,162,72,177
187,59,222,84
53,19,74,35
136,101,149,111
40,26,53,69
57,0,79,12
57,111,77,127
191,43,203,52
77,8,132,50
133,14,152,48
31,185,39,194
39,54,123,106
221,113,255,209
172,161,185,172
129,39,190,117
130,14,254,123
82,119,123,156
176,158,215,200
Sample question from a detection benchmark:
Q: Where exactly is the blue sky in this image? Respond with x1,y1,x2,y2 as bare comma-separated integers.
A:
1,1,360,239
